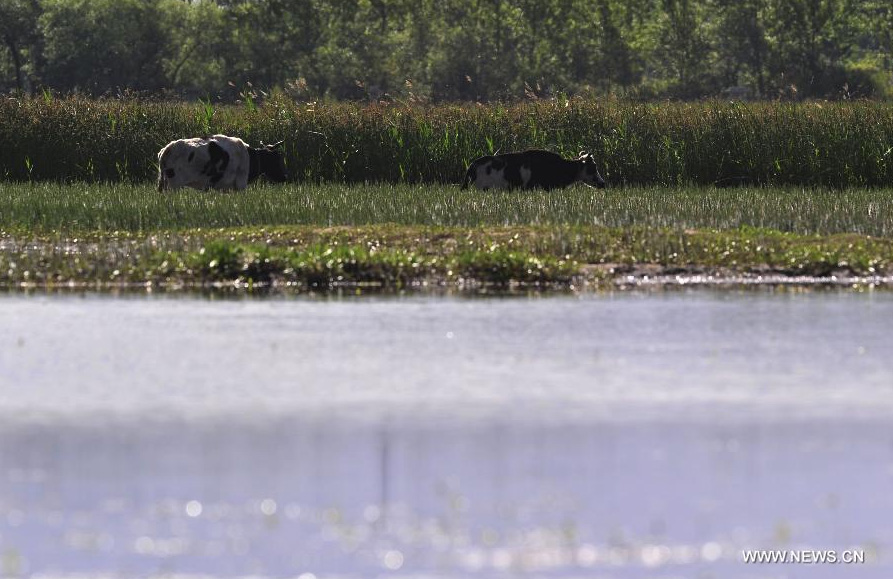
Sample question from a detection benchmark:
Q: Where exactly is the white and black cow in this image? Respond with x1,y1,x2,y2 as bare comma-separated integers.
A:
461,149,606,191
157,134,287,191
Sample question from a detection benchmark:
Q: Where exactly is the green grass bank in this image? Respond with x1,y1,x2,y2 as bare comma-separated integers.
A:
2,182,893,236
2,97,893,187
2,224,890,291
1,182,892,291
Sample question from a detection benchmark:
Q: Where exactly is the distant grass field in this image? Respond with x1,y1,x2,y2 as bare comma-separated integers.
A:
2,182,893,236
1,182,892,290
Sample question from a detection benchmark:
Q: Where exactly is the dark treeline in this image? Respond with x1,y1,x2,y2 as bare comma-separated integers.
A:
1,0,892,101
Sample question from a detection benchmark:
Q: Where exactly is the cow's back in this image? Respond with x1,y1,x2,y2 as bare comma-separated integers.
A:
499,150,573,190
514,150,575,189
513,149,565,168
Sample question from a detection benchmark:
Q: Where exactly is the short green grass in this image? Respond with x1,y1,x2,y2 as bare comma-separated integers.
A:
2,182,892,236
1,182,891,290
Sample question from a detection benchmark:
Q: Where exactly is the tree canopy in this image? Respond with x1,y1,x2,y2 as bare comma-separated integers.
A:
1,0,891,100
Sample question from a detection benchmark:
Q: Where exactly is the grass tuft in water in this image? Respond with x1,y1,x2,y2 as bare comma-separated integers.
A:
1,224,891,291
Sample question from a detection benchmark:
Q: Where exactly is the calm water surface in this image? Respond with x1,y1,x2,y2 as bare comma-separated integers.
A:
1,291,892,578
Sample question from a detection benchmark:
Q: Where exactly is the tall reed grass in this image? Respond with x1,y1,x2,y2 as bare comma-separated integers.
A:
1,96,892,187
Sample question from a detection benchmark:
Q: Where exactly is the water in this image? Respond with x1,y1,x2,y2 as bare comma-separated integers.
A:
1,292,892,578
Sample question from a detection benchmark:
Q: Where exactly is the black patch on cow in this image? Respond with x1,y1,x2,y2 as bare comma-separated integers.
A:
165,168,176,178
188,151,195,162
202,141,230,185
502,161,524,188
515,150,576,190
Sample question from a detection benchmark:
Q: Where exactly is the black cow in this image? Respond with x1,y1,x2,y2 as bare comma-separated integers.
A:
461,149,606,191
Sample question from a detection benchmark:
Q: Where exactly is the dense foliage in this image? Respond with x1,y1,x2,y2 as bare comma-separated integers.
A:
1,0,892,101
1,96,892,187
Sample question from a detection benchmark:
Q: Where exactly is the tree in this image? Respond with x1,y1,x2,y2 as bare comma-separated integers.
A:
595,0,636,88
0,0,41,93
158,0,230,95
710,0,769,95
0,0,888,101
213,0,323,94
654,0,712,95
39,0,169,94
422,0,534,101
764,0,856,97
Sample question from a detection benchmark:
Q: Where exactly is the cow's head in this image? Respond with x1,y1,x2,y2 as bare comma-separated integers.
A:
577,152,606,189
249,140,288,184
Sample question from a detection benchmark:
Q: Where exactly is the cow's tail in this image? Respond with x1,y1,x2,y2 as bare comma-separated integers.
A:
461,162,477,190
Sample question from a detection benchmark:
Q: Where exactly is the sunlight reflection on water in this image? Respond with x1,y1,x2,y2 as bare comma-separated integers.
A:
1,292,892,578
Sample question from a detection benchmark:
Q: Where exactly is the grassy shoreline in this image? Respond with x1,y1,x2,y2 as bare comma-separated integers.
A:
2,224,892,292
2,182,892,292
